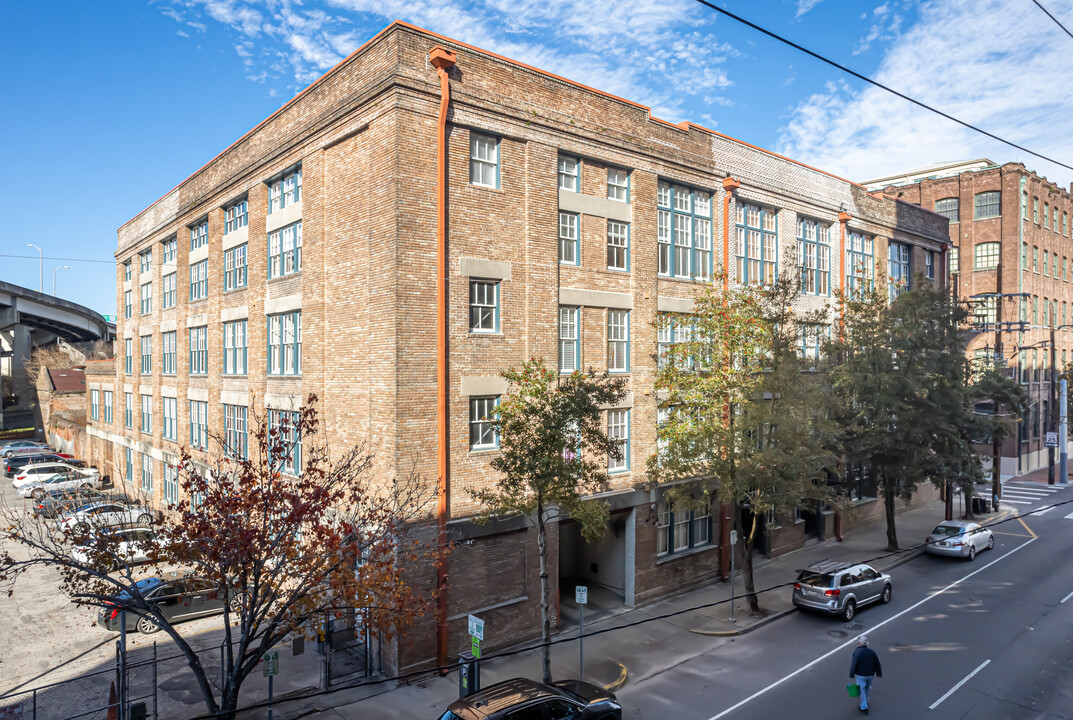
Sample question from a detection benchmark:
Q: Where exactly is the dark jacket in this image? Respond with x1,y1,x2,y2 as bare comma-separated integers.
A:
849,646,882,678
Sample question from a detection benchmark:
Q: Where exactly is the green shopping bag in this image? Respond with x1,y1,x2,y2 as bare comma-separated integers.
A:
846,682,860,698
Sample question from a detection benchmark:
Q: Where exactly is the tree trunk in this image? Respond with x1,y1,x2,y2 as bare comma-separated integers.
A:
537,503,552,684
963,482,975,520
883,486,898,551
736,507,761,613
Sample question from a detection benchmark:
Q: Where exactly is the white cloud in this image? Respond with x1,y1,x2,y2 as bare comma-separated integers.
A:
796,0,824,18
777,0,1073,187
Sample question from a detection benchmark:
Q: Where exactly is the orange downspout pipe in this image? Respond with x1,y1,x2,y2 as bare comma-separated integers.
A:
835,210,851,542
430,45,457,671
722,177,740,292
719,177,739,581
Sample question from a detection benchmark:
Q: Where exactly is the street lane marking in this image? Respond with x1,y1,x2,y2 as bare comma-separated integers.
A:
1017,517,1037,538
705,538,1038,720
999,499,1031,505
928,659,991,709
1061,589,1073,604
1064,510,1073,519
1003,490,1050,498
1027,506,1055,516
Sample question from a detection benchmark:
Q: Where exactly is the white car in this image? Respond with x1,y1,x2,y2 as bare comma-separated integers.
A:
17,471,102,499
13,463,94,488
57,501,155,535
71,527,161,571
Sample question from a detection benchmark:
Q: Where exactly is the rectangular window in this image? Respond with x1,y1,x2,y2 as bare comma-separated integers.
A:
607,221,630,271
223,320,248,375
269,409,302,475
975,191,1001,219
267,311,302,375
164,459,178,504
1045,203,1050,228
140,282,152,314
162,397,176,441
141,454,153,495
469,281,499,333
469,133,499,188
140,335,152,374
124,290,132,319
559,212,579,265
125,447,133,485
224,199,248,234
934,197,959,223
189,326,207,375
735,202,778,284
162,331,176,375
162,237,176,263
224,404,248,459
103,391,113,423
162,273,176,309
974,242,1000,270
1034,246,1040,272
190,219,208,250
469,396,499,450
1064,212,1069,236
845,231,875,297
888,242,911,301
268,167,302,214
124,338,132,375
1044,252,1050,276
558,156,579,191
139,249,152,275
189,259,208,300
559,307,580,373
607,168,630,202
607,409,630,472
799,324,829,361
125,392,133,429
123,261,132,282
973,296,997,327
658,182,713,280
1033,197,1040,223
224,244,247,291
267,222,302,278
949,247,959,275
797,218,831,295
925,250,935,279
140,393,152,434
189,400,208,448
607,310,630,372
1033,296,1039,326
91,389,99,420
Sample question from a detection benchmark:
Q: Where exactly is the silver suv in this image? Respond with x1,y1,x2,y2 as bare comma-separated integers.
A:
792,560,892,621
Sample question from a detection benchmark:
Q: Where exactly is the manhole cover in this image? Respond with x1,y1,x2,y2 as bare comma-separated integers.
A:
844,622,864,630
829,630,849,638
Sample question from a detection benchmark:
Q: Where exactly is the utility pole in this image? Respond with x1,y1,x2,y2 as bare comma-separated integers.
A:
1050,321,1058,485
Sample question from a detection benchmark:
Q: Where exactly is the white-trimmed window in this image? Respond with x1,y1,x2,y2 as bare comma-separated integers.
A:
934,198,959,223
269,409,302,475
658,182,712,280
925,250,935,279
189,400,208,448
189,326,207,375
162,331,176,375
607,310,629,373
469,133,499,188
268,222,302,278
607,168,629,202
162,397,177,441
91,389,99,420
124,392,133,429
164,458,178,504
974,191,1001,219
974,296,997,327
190,220,208,250
559,306,580,373
224,404,248,460
141,453,153,494
469,281,499,333
123,261,132,282
224,244,247,291
607,221,629,271
656,500,711,556
140,335,152,374
469,396,499,450
797,218,830,295
267,311,302,375
607,409,630,472
189,260,208,300
162,273,176,309
124,290,132,319
223,320,248,375
224,199,248,233
268,167,302,214
162,237,176,263
558,155,579,191
735,202,778,284
124,338,132,375
125,447,133,484
845,231,875,297
949,247,959,276
657,315,695,370
140,249,152,275
140,394,152,434
888,242,911,301
140,282,152,315
799,323,829,361
559,212,579,265
103,391,113,423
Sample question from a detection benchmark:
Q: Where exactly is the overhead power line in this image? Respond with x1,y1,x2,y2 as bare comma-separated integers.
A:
0,253,114,265
1031,0,1073,40
692,0,1073,173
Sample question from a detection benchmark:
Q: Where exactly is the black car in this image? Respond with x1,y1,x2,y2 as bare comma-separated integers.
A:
32,489,134,519
98,575,240,634
438,678,622,720
5,453,67,477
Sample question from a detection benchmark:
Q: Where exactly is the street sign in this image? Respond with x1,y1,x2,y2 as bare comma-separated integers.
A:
262,650,279,677
730,530,738,546
471,636,481,659
1046,432,1059,448
468,614,485,641
575,585,588,605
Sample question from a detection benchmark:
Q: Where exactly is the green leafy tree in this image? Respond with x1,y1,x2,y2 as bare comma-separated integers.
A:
966,356,1029,515
470,359,627,683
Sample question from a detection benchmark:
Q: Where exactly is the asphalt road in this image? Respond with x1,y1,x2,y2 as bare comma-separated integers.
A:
621,481,1073,720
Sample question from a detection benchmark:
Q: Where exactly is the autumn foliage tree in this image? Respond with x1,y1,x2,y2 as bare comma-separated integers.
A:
0,396,437,720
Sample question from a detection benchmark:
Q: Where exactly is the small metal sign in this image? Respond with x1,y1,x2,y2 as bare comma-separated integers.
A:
468,614,484,641
730,530,738,546
471,636,481,659
1046,432,1059,448
575,585,588,605
262,651,279,677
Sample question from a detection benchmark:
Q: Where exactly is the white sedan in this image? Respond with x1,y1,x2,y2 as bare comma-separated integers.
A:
17,471,102,499
71,527,161,571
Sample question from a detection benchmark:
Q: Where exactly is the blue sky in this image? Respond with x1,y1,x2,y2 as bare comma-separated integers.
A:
2,0,1071,316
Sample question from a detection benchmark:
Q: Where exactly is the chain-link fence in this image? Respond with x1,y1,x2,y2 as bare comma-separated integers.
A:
0,653,120,720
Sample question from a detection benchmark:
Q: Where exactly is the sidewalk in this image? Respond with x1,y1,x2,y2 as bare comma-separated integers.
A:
254,497,953,719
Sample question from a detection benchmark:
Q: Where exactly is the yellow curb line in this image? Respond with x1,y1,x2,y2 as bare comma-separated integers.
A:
602,662,628,692
1017,516,1038,538
993,531,1035,538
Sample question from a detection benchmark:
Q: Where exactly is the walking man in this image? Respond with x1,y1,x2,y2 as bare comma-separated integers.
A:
849,634,881,713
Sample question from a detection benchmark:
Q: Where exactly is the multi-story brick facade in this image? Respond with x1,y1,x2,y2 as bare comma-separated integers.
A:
87,21,948,673
866,160,1073,477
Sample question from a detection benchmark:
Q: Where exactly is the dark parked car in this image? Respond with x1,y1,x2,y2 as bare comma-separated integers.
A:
32,489,135,519
438,678,622,720
5,453,70,477
98,575,241,634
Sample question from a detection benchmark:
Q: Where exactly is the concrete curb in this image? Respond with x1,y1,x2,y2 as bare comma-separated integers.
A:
688,607,798,637
602,662,628,692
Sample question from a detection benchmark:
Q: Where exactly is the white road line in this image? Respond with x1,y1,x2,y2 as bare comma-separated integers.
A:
705,538,1038,720
1003,488,1052,495
1064,510,1073,520
998,499,1032,505
1006,485,1060,493
1028,506,1055,516
928,659,991,709
1061,589,1073,604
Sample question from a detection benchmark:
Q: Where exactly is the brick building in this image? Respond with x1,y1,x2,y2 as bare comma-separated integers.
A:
86,21,949,673
866,160,1073,477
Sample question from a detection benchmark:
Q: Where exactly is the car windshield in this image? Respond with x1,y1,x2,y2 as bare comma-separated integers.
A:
115,577,164,601
931,525,962,537
796,570,834,587
436,713,465,720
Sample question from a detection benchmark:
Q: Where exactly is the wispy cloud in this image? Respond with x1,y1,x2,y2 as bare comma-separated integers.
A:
796,0,823,18
777,0,1073,187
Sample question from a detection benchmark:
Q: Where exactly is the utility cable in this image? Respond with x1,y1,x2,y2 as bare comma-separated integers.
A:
691,0,1073,173
0,253,114,265
1031,0,1073,40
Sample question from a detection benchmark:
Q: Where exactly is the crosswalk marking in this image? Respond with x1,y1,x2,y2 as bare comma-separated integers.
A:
1000,499,1032,505
1007,484,1061,493
1004,491,1051,500
1028,506,1055,516
1065,510,1073,520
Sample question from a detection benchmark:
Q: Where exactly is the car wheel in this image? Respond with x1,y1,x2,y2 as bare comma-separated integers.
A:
881,584,892,604
842,599,856,622
228,593,246,613
75,522,90,535
988,535,995,550
80,483,92,491
136,615,160,634
968,545,976,561
31,489,44,499
137,513,153,526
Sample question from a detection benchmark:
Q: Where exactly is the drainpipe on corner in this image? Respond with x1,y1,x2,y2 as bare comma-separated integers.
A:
430,44,457,672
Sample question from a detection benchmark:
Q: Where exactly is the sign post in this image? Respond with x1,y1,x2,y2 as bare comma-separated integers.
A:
263,650,279,720
1046,431,1058,448
576,585,588,679
729,530,738,623
465,614,484,695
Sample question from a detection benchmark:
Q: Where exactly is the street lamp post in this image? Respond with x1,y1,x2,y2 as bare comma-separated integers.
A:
52,265,69,296
27,243,42,293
